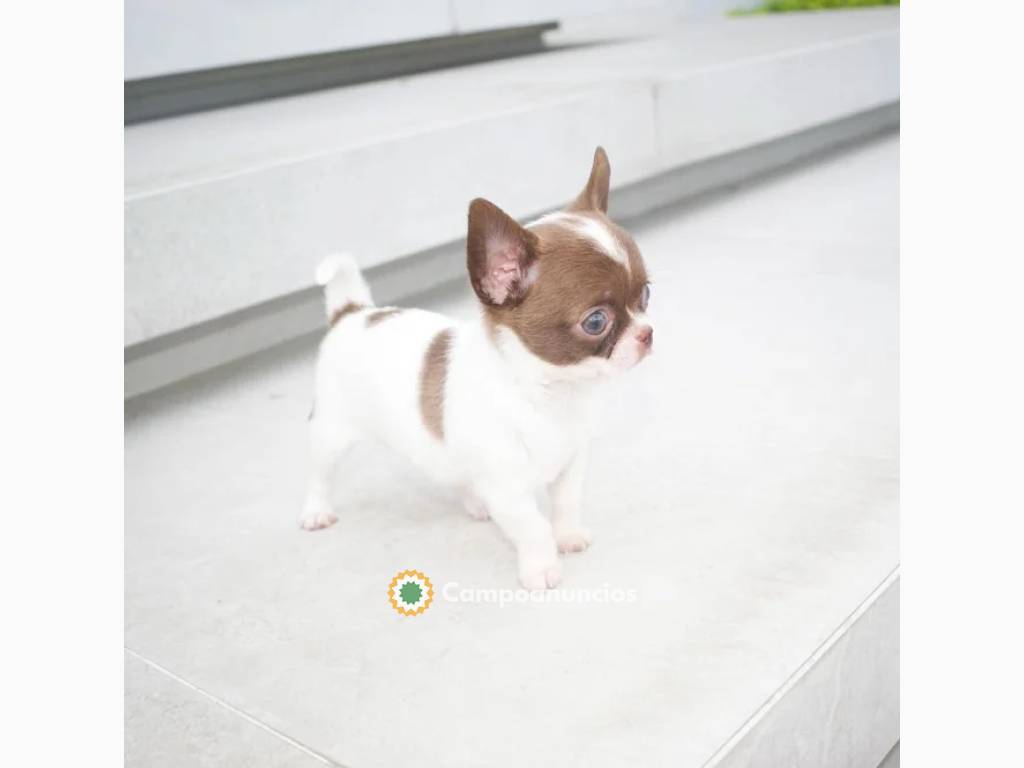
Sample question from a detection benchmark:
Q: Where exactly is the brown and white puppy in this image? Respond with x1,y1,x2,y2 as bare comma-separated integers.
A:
302,147,652,589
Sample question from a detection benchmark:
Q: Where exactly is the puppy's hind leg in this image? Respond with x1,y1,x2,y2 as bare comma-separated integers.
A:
300,413,356,531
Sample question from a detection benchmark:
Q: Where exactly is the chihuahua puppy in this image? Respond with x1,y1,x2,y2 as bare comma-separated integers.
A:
301,147,652,589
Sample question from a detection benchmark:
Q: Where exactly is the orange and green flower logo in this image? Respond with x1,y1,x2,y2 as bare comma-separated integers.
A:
388,570,434,616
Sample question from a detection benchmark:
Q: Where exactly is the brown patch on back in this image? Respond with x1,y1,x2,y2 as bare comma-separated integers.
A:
483,212,648,365
420,329,453,440
365,308,403,328
328,302,365,327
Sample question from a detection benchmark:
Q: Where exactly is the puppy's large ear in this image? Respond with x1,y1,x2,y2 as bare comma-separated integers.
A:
569,146,611,213
467,198,539,307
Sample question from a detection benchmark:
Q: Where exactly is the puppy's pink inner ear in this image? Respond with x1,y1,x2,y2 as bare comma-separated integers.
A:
481,237,528,305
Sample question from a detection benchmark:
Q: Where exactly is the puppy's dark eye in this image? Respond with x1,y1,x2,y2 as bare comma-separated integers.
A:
581,309,609,336
640,283,651,311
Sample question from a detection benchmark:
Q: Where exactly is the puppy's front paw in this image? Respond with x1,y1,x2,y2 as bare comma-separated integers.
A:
555,527,592,554
300,509,337,531
518,557,563,590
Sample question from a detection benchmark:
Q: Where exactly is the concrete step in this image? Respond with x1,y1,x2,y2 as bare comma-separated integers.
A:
125,135,899,768
125,8,898,395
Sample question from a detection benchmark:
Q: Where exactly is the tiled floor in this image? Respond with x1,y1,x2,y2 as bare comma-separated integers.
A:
125,135,899,767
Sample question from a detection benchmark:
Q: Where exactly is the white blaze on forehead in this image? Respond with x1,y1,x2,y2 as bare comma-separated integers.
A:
528,212,630,272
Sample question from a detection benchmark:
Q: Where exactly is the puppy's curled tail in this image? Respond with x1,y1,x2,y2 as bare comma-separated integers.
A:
315,253,374,322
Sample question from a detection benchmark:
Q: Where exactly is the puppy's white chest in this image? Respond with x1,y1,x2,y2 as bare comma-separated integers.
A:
512,396,589,486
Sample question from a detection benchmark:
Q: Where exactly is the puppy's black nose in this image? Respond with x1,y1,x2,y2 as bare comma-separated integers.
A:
636,325,653,348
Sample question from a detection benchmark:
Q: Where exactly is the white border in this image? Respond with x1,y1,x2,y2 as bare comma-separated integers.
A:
0,3,123,765
902,1,1024,765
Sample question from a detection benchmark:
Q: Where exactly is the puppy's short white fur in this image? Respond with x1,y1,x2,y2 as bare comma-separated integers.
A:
302,148,653,589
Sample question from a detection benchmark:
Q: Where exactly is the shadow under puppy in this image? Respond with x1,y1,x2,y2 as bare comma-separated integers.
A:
302,147,653,589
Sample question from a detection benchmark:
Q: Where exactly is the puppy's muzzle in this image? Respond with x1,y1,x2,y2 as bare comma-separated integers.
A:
636,325,653,353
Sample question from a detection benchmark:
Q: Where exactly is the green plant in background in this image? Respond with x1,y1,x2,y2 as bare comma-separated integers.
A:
731,0,899,15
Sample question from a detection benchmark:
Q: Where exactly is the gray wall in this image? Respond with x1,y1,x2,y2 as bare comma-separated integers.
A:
125,0,758,79
125,0,663,79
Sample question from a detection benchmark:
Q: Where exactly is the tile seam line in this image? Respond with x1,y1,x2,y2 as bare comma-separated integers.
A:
700,564,900,768
125,647,347,768
124,28,895,201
